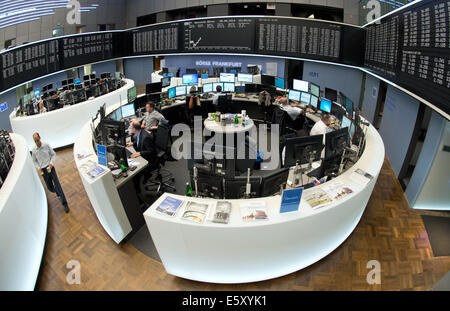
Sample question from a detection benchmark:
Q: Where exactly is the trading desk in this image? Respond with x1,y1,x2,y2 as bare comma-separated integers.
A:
10,79,134,150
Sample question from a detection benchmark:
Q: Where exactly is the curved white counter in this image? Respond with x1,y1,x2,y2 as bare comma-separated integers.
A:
143,121,385,283
0,133,47,290
10,79,135,150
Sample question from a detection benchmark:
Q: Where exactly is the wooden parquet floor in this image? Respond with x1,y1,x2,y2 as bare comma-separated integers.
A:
35,147,450,290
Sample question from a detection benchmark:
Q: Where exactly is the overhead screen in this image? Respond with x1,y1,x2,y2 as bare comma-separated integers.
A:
364,0,450,116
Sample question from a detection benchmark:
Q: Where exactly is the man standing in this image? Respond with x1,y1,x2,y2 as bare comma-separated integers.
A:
31,133,69,213
141,102,165,132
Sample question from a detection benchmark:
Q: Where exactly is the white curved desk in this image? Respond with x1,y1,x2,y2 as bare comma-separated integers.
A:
10,79,135,150
143,120,385,283
0,133,47,290
204,117,255,134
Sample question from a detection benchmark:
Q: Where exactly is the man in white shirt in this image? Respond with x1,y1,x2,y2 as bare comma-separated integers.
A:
31,132,69,213
280,97,310,120
310,113,334,158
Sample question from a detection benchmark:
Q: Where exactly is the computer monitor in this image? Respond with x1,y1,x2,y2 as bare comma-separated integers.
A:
34,89,40,99
46,83,54,91
237,73,253,83
320,98,332,113
284,134,324,167
127,86,137,103
100,119,126,147
288,90,301,102
42,86,47,92
107,145,129,168
175,86,186,96
115,72,121,80
202,83,213,93
325,87,338,102
74,79,81,85
345,97,354,116
309,83,320,98
223,82,235,93
293,79,309,92
114,106,122,121
67,78,74,85
167,87,175,99
182,74,198,84
161,77,171,87
146,82,162,94
84,80,91,88
121,103,135,119
212,82,224,92
245,84,258,93
324,127,349,160
341,115,356,140
330,102,344,122
300,92,311,105
83,75,90,81
100,73,108,79
236,85,245,94
187,84,199,93
90,74,96,80
219,73,235,83
224,176,262,199
275,77,285,89
199,74,208,80
190,172,223,199
310,95,319,109
261,74,275,86
261,168,290,197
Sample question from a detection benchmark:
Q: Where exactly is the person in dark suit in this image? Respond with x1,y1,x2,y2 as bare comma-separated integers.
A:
127,120,156,161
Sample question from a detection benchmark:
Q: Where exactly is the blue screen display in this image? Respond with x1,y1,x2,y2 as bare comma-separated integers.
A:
168,87,176,99
75,79,81,85
182,74,198,84
223,82,235,92
201,74,208,79
237,73,253,83
288,90,301,102
275,77,285,89
300,92,311,105
320,99,332,113
202,83,213,93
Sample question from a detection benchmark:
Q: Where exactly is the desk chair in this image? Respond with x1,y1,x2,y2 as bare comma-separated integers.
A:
217,94,229,113
144,123,176,195
272,106,288,136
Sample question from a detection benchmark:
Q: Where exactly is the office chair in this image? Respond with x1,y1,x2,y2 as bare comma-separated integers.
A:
217,94,228,113
144,123,176,195
271,106,288,136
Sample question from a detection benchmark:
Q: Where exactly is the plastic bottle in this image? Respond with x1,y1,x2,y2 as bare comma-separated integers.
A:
185,182,192,197
120,159,127,172
234,114,239,124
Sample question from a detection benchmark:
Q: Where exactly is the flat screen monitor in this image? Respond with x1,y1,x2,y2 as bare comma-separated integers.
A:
74,79,81,85
187,84,198,93
219,73,235,83
225,176,262,199
284,134,324,167
237,73,253,83
341,115,355,139
90,74,96,80
127,86,137,103
84,80,91,87
42,86,47,92
300,92,311,105
67,78,74,84
288,90,301,102
261,168,290,197
175,86,186,96
83,75,90,81
275,77,285,89
325,127,349,159
345,98,354,115
236,85,245,94
161,77,171,87
146,82,162,94
213,82,224,92
330,102,344,122
201,74,209,79
310,95,318,109
325,87,338,102
202,83,213,93
46,83,53,90
168,87,176,99
34,89,40,99
100,73,108,79
182,74,198,84
61,80,67,86
293,79,309,92
223,82,235,93
309,83,320,97
121,103,135,118
320,98,332,113
114,106,122,121
261,74,275,86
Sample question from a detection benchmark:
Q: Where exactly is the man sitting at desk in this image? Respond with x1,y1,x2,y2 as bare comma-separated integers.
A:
310,113,334,137
127,120,156,160
141,102,165,131
212,85,223,107
280,97,310,120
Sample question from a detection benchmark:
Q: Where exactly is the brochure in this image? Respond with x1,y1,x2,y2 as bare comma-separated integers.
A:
208,201,232,224
304,189,332,209
349,168,374,186
280,188,303,213
87,165,106,179
240,201,268,221
322,181,353,201
156,196,184,217
182,200,211,223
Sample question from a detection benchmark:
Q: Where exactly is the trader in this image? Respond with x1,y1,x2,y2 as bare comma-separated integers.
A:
141,102,165,131
31,133,69,213
280,97,310,120
212,84,223,106
310,113,333,137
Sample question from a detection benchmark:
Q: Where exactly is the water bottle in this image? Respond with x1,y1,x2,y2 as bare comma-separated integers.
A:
185,182,192,197
120,159,127,172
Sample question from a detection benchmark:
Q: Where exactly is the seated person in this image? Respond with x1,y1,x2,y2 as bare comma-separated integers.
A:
141,102,166,132
186,86,201,122
212,85,223,107
38,100,47,113
310,113,334,158
280,97,310,120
